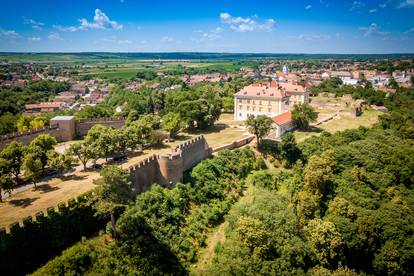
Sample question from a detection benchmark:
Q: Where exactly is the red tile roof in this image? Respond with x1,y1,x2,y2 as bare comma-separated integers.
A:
272,111,292,125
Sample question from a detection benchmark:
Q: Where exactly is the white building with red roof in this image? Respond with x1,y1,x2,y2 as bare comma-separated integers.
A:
234,80,308,121
271,111,294,138
234,80,290,121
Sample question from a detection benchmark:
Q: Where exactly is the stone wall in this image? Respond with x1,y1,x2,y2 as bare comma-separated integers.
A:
212,135,255,152
75,117,125,137
0,126,61,149
128,136,212,193
0,116,126,150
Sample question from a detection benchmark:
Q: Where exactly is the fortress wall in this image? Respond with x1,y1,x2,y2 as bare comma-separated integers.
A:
128,155,161,193
0,126,61,150
212,135,254,153
158,152,183,186
75,117,125,137
174,136,211,172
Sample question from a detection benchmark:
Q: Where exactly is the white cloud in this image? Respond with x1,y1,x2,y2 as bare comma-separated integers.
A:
28,37,41,41
48,32,62,40
23,18,45,30
350,1,365,11
379,3,387,8
54,9,122,32
297,34,331,41
220,12,275,32
404,27,414,33
398,0,414,8
305,5,312,10
360,23,389,37
369,8,377,13
0,29,19,38
160,36,174,43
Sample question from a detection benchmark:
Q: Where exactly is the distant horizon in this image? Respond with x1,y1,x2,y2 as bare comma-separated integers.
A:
1,51,414,56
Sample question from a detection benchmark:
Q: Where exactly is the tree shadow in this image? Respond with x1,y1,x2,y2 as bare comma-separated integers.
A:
9,197,40,208
61,174,88,181
187,123,229,135
36,184,60,194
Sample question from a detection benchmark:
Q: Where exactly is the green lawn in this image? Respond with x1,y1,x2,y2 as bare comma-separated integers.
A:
294,110,381,142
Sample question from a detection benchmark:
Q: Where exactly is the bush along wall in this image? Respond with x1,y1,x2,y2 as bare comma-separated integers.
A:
0,191,108,276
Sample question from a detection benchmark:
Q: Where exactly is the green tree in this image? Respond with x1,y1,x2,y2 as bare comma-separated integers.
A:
47,151,75,175
303,150,335,196
280,132,301,167
304,218,343,267
0,112,17,134
236,216,270,257
162,112,184,140
246,114,273,146
22,153,43,189
93,166,135,238
291,103,318,130
0,141,25,184
69,142,94,171
28,134,57,173
0,158,15,202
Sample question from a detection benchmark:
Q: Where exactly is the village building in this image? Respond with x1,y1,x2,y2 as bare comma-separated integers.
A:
272,111,294,138
24,101,66,115
234,81,290,121
234,80,308,121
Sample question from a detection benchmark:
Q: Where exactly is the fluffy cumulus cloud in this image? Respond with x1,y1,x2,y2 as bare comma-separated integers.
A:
360,23,389,37
398,0,414,8
219,12,275,32
305,5,312,10
23,18,45,30
54,9,122,32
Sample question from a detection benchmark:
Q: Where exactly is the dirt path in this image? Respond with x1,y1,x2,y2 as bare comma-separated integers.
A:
194,221,229,274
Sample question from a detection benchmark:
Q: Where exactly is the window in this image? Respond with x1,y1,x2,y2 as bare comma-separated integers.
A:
268,108,271,112
247,99,251,104
259,101,262,105
239,105,242,110
259,107,262,112
252,107,256,111
252,100,255,105
268,101,271,106
247,106,250,111
239,113,242,117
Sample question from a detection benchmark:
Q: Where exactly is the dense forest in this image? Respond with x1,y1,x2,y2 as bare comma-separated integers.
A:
28,82,414,275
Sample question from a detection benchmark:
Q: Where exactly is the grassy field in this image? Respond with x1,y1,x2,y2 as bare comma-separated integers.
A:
294,109,381,142
0,116,248,229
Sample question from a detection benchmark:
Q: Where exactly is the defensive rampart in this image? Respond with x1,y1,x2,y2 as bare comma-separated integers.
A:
0,116,126,149
128,136,212,192
0,126,61,149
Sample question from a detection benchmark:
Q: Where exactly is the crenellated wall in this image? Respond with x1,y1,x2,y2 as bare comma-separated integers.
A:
128,136,212,192
0,116,126,149
0,126,61,149
75,117,125,137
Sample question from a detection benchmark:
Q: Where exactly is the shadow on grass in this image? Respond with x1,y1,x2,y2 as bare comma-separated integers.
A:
61,174,88,182
186,123,229,135
9,197,40,208
36,184,60,194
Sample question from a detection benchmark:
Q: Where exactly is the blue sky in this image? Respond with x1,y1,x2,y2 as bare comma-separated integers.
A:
0,0,413,53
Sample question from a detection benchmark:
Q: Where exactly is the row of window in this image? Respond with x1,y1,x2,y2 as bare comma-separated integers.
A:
238,99,272,105
239,106,272,112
